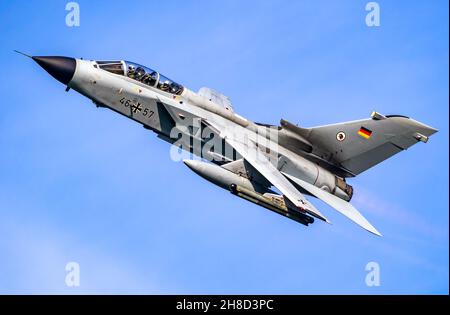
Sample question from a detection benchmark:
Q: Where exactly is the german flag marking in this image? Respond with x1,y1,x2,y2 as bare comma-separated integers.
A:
358,126,372,139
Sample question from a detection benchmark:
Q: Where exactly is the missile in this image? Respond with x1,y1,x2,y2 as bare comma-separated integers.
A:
183,160,314,226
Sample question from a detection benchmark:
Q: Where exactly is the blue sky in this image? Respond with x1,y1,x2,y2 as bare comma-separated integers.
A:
0,0,448,294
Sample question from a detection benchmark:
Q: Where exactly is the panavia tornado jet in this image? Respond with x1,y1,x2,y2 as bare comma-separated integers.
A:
21,52,438,236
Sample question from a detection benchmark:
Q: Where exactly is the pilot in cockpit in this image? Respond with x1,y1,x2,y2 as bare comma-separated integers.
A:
134,67,146,81
127,65,136,79
141,71,158,86
121,62,183,95
158,79,170,92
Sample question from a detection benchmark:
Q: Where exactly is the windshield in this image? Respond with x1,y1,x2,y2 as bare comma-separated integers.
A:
124,61,184,95
96,61,124,75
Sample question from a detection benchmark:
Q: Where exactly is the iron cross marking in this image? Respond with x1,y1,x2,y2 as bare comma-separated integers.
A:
131,102,143,114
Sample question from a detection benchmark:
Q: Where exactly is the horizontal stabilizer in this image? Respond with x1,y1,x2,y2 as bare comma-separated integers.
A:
284,174,382,236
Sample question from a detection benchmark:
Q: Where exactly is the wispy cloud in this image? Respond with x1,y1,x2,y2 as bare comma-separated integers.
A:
353,187,448,243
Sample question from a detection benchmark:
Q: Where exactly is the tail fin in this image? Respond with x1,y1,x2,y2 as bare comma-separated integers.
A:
289,112,437,176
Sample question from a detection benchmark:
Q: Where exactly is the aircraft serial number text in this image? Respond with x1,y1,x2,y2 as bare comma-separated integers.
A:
119,97,154,118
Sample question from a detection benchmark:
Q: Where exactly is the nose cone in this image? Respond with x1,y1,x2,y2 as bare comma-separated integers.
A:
32,56,76,85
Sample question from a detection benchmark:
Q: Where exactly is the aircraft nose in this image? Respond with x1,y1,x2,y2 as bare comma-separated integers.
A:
32,56,76,85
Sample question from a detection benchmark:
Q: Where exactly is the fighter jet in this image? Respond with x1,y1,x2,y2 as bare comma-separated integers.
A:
20,52,438,236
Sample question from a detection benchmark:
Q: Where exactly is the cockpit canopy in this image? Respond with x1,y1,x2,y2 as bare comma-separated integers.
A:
95,60,184,95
